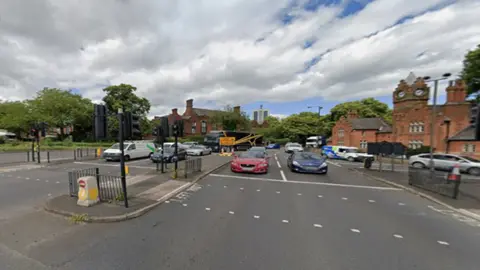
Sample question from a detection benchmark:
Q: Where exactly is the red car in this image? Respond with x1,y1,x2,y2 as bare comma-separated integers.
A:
231,151,269,174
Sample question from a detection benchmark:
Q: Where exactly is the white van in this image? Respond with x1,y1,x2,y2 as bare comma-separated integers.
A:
306,136,324,148
103,140,156,161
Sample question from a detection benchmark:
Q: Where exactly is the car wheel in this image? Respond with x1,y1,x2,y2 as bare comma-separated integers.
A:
148,152,153,158
200,152,203,156
347,157,354,162
468,167,480,176
412,162,425,169
124,155,130,161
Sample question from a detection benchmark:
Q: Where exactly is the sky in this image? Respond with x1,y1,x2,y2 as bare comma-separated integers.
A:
0,0,479,119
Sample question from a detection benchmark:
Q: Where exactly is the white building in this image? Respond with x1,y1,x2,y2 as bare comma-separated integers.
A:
252,105,269,124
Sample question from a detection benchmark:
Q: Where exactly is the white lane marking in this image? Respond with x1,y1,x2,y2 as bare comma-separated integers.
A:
205,208,211,211
182,204,188,207
350,229,360,233
36,179,40,181
207,184,211,186
297,193,302,196
17,176,21,179
398,202,405,206
393,234,403,239
47,193,52,197
276,160,282,168
276,191,281,194
240,187,244,190
280,170,287,181
369,200,376,203
45,180,49,183
56,181,60,184
317,195,323,198
253,215,260,219
25,177,30,180
437,241,449,246
208,174,401,190
229,211,234,214
165,200,170,203
256,189,260,192
224,185,227,188
313,224,323,228
326,161,342,167
274,154,278,161
282,220,289,223
342,197,348,200
156,182,191,202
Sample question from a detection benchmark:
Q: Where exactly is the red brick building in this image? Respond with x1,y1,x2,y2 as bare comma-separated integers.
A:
331,72,479,158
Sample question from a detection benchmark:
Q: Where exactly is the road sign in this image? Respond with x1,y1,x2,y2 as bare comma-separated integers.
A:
220,137,235,146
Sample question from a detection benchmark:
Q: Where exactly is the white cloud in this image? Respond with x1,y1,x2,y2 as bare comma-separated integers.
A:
0,0,479,117
270,114,288,119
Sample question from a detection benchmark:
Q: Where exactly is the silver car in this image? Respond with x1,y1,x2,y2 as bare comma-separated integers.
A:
186,145,212,156
285,143,304,153
409,153,480,176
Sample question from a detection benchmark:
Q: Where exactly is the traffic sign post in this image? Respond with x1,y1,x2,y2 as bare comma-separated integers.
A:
219,137,236,156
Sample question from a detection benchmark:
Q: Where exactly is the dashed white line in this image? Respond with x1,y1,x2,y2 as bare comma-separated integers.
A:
276,160,282,168
350,229,360,233
282,220,289,223
437,241,449,246
342,197,348,200
253,215,260,219
256,189,260,192
398,202,405,206
36,179,40,181
240,187,244,190
47,193,52,197
45,180,49,183
229,211,234,214
368,200,376,203
25,177,30,180
280,170,287,181
205,208,211,211
297,193,302,196
56,181,60,184
182,203,188,207
313,224,323,228
165,200,170,203
327,161,342,167
317,195,323,198
393,234,403,239
276,191,281,194
224,185,227,188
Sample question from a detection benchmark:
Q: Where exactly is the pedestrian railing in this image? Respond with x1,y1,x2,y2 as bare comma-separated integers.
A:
408,166,460,199
68,167,123,202
184,157,202,178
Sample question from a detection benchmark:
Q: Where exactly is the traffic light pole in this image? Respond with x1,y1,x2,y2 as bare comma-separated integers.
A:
118,108,129,208
174,125,179,171
36,134,40,164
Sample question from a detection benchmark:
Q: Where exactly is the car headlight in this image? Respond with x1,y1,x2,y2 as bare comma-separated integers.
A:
319,162,327,168
258,163,268,167
293,161,300,166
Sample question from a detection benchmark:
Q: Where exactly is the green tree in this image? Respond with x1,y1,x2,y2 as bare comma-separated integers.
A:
102,84,151,138
281,112,326,141
328,98,391,123
210,105,251,131
461,44,480,98
0,101,33,137
30,88,93,139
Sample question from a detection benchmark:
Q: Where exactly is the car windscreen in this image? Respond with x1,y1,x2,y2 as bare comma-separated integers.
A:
345,148,358,153
163,148,175,153
289,143,301,147
191,146,205,149
238,152,265,159
294,153,324,161
110,143,128,150
461,156,480,162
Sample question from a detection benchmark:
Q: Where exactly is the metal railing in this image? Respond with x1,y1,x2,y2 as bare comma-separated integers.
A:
184,157,202,177
408,166,460,199
68,167,123,201
0,148,102,165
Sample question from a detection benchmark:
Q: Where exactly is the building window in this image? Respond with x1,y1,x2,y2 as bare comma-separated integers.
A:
201,121,207,134
408,140,423,149
463,144,476,153
409,122,424,133
360,140,368,149
191,122,197,134
337,141,344,146
338,129,344,138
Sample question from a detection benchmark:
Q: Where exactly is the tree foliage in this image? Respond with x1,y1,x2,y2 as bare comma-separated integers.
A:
461,44,480,98
210,105,251,131
0,101,32,136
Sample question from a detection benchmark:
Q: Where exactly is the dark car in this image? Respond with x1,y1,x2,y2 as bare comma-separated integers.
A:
151,147,187,163
248,146,268,155
231,151,270,174
287,152,328,174
266,143,281,149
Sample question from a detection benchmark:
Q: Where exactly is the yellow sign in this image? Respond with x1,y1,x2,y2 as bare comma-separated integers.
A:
219,137,235,146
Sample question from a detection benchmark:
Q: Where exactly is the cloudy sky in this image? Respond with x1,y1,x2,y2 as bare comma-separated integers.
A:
0,0,479,119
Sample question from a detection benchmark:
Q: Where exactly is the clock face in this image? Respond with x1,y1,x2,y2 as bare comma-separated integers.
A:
414,89,425,96
397,91,405,98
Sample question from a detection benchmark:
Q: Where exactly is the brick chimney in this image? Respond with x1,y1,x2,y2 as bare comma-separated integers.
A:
233,106,241,114
172,108,178,115
446,79,467,103
185,99,193,116
347,110,358,119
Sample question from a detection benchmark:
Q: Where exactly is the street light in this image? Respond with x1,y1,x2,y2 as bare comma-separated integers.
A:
308,106,323,116
423,73,451,175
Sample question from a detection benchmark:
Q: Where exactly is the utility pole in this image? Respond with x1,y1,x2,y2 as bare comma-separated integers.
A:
308,106,323,116
118,108,128,208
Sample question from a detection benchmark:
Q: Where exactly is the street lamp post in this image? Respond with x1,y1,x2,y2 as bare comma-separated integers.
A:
423,73,451,176
443,117,451,153
308,106,323,116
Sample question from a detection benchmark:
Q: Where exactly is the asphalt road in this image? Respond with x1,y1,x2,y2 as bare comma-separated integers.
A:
2,149,479,269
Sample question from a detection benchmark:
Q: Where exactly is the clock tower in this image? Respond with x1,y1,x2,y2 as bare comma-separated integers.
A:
393,72,430,105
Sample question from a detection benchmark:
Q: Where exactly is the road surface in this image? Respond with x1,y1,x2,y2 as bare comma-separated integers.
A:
1,149,479,269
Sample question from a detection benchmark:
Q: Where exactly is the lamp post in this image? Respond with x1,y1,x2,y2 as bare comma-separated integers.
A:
423,73,451,175
118,107,128,208
308,106,323,116
443,117,451,153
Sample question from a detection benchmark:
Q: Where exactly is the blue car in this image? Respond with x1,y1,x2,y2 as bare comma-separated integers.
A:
266,143,281,149
287,152,328,174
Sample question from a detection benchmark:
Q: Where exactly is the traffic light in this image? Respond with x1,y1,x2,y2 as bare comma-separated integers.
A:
94,104,108,140
30,128,38,137
124,112,142,139
131,114,141,138
39,122,47,137
160,117,169,137
174,120,184,137
471,102,480,140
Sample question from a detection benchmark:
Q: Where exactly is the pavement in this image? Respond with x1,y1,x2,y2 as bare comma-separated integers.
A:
0,149,98,166
1,149,480,269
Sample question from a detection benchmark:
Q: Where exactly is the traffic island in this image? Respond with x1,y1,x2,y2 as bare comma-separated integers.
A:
44,156,231,223
350,167,480,222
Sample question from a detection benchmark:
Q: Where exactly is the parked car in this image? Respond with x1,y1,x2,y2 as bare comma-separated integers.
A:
182,141,199,148
186,145,212,156
322,145,373,162
287,152,328,174
151,147,187,163
157,142,184,151
266,143,281,149
409,153,480,176
103,140,156,161
285,143,303,153
231,151,270,174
